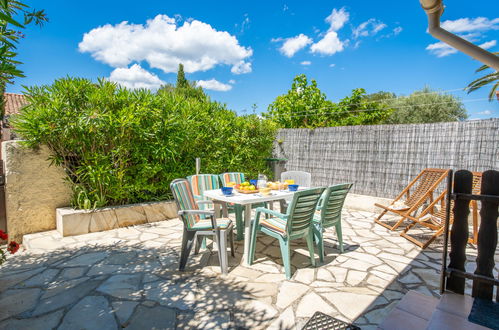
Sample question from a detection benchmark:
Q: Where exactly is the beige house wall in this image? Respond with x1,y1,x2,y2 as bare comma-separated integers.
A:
2,141,72,242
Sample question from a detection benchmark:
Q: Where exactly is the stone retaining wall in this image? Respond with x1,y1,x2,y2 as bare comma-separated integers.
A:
2,141,72,242
57,201,178,237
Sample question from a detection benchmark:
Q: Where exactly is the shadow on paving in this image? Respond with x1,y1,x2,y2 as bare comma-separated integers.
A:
0,242,275,329
348,218,489,330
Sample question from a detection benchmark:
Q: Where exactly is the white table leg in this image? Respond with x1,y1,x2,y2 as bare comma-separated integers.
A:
243,204,252,265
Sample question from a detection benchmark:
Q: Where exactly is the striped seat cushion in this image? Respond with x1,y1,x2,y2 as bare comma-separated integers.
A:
260,217,287,235
192,218,232,230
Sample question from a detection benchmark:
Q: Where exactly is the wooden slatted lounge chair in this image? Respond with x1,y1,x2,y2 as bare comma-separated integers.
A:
170,179,235,274
374,168,449,230
248,187,325,279
400,172,482,248
312,183,353,262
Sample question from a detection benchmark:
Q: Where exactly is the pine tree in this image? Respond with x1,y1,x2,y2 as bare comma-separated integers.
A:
176,63,188,88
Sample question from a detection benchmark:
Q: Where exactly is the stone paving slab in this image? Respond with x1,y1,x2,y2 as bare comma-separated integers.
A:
2,207,494,329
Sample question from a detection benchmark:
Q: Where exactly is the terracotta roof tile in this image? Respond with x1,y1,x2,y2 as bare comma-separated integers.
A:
3,93,29,116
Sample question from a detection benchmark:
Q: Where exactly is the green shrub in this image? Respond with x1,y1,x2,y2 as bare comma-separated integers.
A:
13,77,277,209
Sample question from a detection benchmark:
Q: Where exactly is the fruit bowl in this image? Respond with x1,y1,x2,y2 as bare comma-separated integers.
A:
236,188,259,194
267,182,289,190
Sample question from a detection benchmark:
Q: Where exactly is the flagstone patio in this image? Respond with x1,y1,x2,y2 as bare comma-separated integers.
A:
0,207,486,330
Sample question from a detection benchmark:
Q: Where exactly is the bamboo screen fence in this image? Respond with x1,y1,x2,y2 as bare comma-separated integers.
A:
273,119,499,198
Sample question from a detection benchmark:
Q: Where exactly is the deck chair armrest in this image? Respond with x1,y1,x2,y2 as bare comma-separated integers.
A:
255,207,287,220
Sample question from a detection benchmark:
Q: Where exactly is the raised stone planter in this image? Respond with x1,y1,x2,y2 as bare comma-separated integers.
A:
56,201,178,237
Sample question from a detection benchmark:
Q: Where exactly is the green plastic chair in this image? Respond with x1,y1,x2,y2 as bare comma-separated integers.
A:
313,183,353,262
249,187,325,279
170,179,235,274
219,172,266,240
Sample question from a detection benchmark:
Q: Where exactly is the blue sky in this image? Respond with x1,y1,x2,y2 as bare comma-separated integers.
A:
8,0,499,119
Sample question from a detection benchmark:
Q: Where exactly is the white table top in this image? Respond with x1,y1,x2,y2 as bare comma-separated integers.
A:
203,187,307,205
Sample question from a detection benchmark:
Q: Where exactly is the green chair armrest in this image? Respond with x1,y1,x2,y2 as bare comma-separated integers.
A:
178,210,218,229
255,207,287,220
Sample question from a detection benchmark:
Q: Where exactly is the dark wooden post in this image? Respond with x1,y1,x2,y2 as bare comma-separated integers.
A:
473,170,499,300
446,170,472,294
440,170,453,294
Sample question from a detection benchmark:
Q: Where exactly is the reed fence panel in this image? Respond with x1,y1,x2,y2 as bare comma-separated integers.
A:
273,119,499,198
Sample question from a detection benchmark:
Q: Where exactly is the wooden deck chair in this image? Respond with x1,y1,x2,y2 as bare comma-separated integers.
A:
374,168,449,230
400,172,482,248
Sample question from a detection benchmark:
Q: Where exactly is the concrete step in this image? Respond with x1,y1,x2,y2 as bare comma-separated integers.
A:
378,291,492,330
377,290,438,330
426,293,490,330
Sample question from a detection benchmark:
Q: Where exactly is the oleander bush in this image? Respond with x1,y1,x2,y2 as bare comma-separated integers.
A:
13,77,277,209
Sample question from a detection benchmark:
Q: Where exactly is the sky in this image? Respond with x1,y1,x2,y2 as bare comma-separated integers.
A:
8,0,499,119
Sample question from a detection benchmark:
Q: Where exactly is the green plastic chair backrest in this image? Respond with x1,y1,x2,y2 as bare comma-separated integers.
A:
320,183,353,228
286,187,325,236
170,178,199,229
187,174,220,199
219,172,245,186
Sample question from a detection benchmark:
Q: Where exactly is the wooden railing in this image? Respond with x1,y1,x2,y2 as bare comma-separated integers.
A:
440,169,499,301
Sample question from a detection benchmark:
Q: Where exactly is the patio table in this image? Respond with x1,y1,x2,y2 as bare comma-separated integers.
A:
203,187,307,265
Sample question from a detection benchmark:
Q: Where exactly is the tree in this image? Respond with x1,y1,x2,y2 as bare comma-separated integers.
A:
466,52,499,102
265,74,333,128
157,63,207,101
1,0,48,115
264,74,391,128
176,63,188,88
381,86,467,124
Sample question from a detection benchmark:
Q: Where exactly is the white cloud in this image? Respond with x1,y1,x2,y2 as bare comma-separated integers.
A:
329,63,336,67
441,17,499,33
196,79,232,91
231,61,252,74
353,18,387,38
108,64,164,90
79,14,253,75
279,34,313,57
426,41,458,57
310,8,349,55
477,110,492,115
241,14,250,33
427,37,496,58
228,79,236,84
300,61,311,66
393,26,403,35
325,7,349,32
427,16,499,57
310,31,345,55
479,40,497,49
